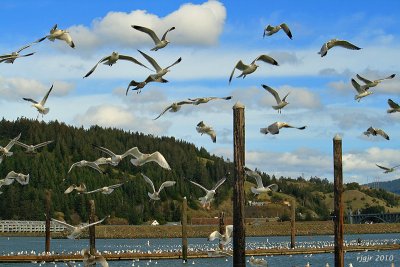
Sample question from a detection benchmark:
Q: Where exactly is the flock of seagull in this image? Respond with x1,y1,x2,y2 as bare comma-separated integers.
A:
0,11,399,266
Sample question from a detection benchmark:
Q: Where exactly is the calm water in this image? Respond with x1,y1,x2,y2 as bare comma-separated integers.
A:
0,233,399,266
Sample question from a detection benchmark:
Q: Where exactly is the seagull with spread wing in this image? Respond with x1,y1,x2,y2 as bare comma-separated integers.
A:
51,216,109,239
3,171,30,186
23,84,53,119
153,100,194,120
68,160,104,174
0,38,43,64
84,183,123,195
376,164,400,173
318,39,361,57
83,52,151,78
229,54,278,84
125,75,168,95
351,78,373,102
0,133,21,164
187,176,227,210
129,147,171,170
93,145,140,166
132,25,175,51
363,127,389,140
196,121,216,143
263,23,292,39
141,173,176,201
38,24,75,48
244,167,278,195
14,140,53,153
387,99,400,113
260,122,306,135
262,84,290,113
138,49,181,80
64,183,87,194
188,96,232,105
208,225,233,246
81,248,109,267
356,73,395,88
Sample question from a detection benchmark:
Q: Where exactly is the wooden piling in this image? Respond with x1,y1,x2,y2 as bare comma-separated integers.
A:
44,190,51,253
290,199,296,249
88,199,96,254
333,134,344,267
182,197,188,263
233,102,246,267
219,211,225,250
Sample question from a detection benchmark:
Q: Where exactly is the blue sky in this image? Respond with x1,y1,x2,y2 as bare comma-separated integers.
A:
1,0,400,184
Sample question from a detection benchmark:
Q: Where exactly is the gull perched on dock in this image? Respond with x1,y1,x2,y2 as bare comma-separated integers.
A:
141,173,176,201
82,248,109,267
83,52,151,78
0,133,21,163
138,49,181,80
376,164,400,173
125,75,168,95
129,147,171,170
262,84,290,113
51,216,109,239
260,122,306,135
249,256,268,266
208,225,233,246
196,121,216,143
263,23,292,39
153,100,194,120
68,160,104,174
351,78,373,102
188,96,232,105
387,99,400,113
0,38,43,63
64,183,87,194
244,167,278,195
132,25,175,51
93,145,140,166
39,24,75,48
84,183,123,195
14,140,53,153
356,73,395,88
23,84,53,119
318,39,361,57
187,176,227,210
363,126,389,140
229,54,279,84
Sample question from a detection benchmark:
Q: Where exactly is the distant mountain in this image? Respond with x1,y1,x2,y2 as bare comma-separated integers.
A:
364,178,400,195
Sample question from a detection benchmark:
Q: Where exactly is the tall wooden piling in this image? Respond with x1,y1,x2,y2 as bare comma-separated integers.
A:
290,199,296,249
44,190,51,253
333,134,344,267
233,102,246,267
182,197,188,263
219,211,225,250
88,199,96,254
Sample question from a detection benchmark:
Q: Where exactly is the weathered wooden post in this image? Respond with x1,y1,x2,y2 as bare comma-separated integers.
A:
45,190,51,253
333,134,344,267
219,211,225,250
290,199,296,249
182,196,188,263
88,199,96,254
233,102,245,267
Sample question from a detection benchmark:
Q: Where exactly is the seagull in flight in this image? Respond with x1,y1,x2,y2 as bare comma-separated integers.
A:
141,173,176,201
0,133,21,164
262,84,290,113
356,73,395,88
153,100,194,120
263,23,292,39
83,52,151,78
132,25,175,51
22,84,53,119
68,160,104,174
244,167,278,195
318,39,361,57
138,49,181,80
39,24,75,48
0,38,43,64
51,216,109,239
92,145,139,166
229,54,278,84
81,248,109,267
187,176,227,210
125,75,168,95
260,122,306,135
4,171,30,185
376,164,400,173
363,127,389,140
14,140,53,153
351,78,373,102
84,183,123,195
208,225,233,246
187,96,232,105
64,183,87,194
196,121,216,143
129,147,171,170
387,99,400,113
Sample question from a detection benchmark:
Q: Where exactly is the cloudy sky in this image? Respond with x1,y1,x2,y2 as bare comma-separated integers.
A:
1,0,400,184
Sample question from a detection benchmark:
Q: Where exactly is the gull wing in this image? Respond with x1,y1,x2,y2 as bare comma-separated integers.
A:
165,57,182,70
331,40,361,50
188,179,209,193
64,184,77,194
388,99,400,109
83,55,111,78
82,216,109,229
351,79,365,93
262,84,281,104
225,225,234,238
40,84,54,106
84,187,104,194
244,167,264,188
141,173,156,193
147,152,171,170
14,140,29,149
121,147,139,158
378,73,396,81
356,74,372,84
177,100,194,106
85,161,104,174
266,183,279,192
132,25,161,44
118,54,153,71
109,183,124,189
267,122,280,134
138,50,161,72
282,123,307,130
58,32,75,48
229,60,248,84
92,144,117,158
23,98,38,104
211,177,226,191
254,54,279,66
375,129,389,140
5,133,21,150
282,92,290,102
158,180,176,193
33,140,54,149
68,162,79,173
161,27,176,41
95,255,109,267
376,164,390,171
5,171,19,180
153,104,173,120
280,23,292,39
94,157,110,165
51,218,75,230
